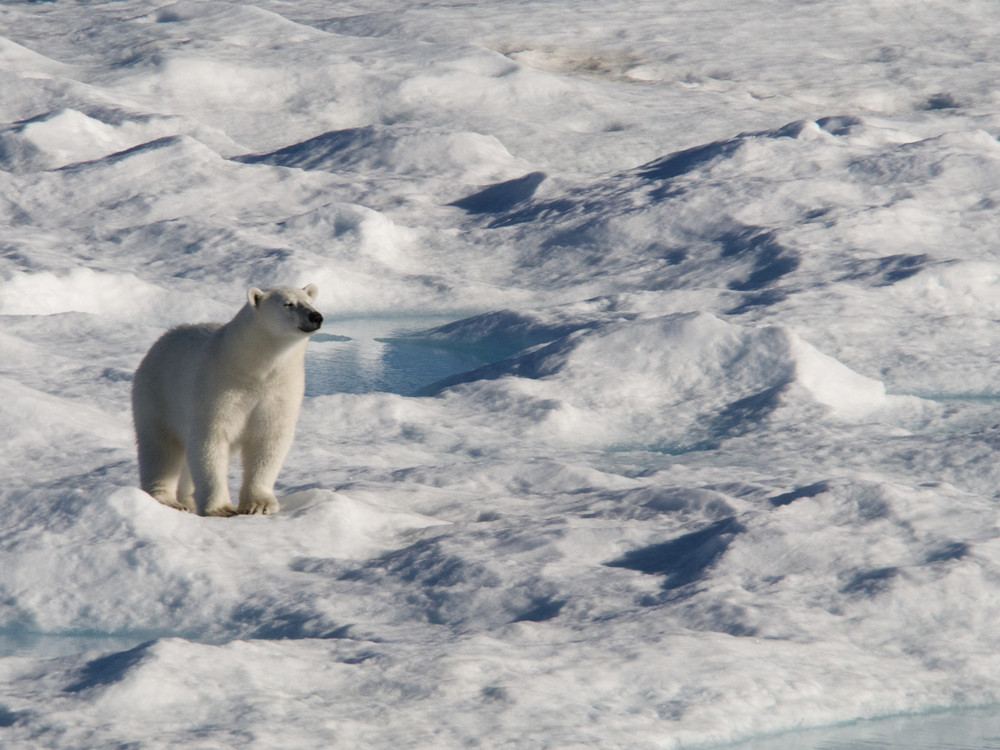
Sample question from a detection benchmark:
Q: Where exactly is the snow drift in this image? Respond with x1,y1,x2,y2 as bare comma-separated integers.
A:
424,310,891,448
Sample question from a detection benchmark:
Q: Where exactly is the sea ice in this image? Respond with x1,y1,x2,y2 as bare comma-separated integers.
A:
3,1,1000,748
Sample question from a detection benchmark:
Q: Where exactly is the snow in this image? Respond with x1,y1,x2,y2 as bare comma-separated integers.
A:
3,0,1000,747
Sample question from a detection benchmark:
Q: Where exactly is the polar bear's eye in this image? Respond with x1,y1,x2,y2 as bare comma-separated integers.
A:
283,302,294,308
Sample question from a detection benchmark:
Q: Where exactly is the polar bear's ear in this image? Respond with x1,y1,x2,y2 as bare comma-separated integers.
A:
247,287,265,307
303,283,318,300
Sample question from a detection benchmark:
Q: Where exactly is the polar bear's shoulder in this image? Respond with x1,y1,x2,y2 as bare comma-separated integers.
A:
143,322,221,363
158,321,221,343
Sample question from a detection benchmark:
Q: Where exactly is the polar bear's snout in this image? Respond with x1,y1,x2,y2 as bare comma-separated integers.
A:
300,309,323,333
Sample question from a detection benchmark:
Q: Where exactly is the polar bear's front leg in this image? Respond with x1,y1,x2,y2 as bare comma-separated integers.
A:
237,416,295,515
188,432,237,517
237,443,287,515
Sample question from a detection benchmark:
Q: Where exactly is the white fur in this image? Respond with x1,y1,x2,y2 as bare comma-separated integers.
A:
132,284,322,516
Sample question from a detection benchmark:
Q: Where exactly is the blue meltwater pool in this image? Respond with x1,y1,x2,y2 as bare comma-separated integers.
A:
304,314,490,397
719,706,1000,750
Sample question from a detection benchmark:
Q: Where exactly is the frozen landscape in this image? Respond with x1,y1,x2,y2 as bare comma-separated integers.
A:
3,0,1000,747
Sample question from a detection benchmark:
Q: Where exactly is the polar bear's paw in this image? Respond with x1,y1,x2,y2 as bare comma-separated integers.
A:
238,496,280,515
203,504,239,517
155,496,195,513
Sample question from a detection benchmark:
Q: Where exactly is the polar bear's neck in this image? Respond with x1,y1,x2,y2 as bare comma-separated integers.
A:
215,305,308,379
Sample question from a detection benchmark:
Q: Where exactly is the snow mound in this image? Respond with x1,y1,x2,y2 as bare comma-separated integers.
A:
0,486,445,641
891,260,1000,317
428,311,889,446
0,376,130,488
13,135,298,236
0,268,164,316
50,638,357,744
1,109,174,172
279,202,416,270
238,125,527,184
0,36,71,77
786,333,888,418
0,108,244,171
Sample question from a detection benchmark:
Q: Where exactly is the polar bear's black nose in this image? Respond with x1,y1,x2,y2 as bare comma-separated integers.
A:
309,311,323,327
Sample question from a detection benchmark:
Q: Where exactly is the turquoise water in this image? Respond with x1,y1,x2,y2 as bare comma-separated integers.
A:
721,707,1000,749
305,315,488,397
906,393,1000,403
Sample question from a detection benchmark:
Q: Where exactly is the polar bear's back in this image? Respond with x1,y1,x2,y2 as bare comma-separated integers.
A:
132,322,222,439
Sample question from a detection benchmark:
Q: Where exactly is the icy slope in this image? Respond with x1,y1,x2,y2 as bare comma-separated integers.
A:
424,310,892,446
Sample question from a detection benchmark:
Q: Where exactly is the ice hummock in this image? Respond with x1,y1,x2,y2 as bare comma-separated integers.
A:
421,309,892,447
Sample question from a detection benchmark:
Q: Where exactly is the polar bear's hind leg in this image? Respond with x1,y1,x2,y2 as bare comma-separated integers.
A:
135,428,189,511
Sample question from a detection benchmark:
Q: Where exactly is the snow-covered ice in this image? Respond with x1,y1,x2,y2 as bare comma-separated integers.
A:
4,1,1000,747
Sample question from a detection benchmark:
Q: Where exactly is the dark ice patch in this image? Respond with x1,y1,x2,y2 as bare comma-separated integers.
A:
922,92,960,111
637,139,743,182
449,172,547,214
340,539,500,588
661,247,688,265
605,516,744,590
65,642,152,693
683,602,759,638
816,116,863,136
878,254,928,284
644,241,687,265
719,229,801,291
708,384,786,439
234,127,379,170
512,596,565,623
841,567,898,597
488,197,578,228
338,537,568,628
925,541,970,563
637,122,807,183
769,480,832,507
482,686,510,703
233,604,352,641
838,253,929,286
726,288,790,315
0,704,24,727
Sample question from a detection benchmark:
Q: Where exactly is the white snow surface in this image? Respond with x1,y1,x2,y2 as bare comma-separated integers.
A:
3,1,1000,747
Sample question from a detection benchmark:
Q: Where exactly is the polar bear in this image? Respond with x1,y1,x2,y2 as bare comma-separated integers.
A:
132,284,323,516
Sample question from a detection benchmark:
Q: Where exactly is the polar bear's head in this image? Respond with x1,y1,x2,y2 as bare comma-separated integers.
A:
247,284,323,337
